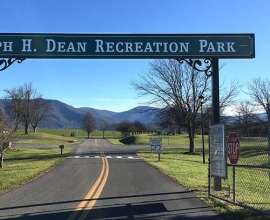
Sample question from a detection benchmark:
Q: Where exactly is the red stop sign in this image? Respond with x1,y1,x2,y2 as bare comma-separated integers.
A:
227,132,240,164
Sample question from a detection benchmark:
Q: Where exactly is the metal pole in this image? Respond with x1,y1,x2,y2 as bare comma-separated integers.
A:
267,104,270,180
208,132,211,196
212,58,220,124
212,58,222,191
201,103,205,164
233,166,236,203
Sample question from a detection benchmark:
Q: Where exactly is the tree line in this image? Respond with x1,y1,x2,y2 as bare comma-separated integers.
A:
116,120,150,137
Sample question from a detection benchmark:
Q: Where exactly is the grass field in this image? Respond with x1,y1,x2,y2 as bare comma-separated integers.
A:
1,129,269,219
17,129,121,145
112,132,207,146
0,147,74,195
32,129,121,139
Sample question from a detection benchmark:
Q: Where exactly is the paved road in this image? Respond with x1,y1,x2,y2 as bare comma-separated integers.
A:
0,139,224,219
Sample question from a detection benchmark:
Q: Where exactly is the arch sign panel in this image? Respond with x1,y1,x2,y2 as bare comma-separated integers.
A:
0,33,254,59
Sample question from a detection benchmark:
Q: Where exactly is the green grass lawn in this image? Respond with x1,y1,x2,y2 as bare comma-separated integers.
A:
117,133,208,146
17,129,89,145
18,128,119,135
0,147,74,195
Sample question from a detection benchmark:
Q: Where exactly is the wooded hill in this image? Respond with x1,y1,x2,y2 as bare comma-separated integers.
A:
0,99,159,129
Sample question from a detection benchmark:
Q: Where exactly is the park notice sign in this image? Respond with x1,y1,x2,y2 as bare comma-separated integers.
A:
0,33,255,59
209,123,227,179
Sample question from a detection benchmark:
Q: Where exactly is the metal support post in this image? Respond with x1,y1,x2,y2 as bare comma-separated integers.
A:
212,58,222,191
208,133,211,196
233,166,236,202
267,104,270,180
201,103,205,164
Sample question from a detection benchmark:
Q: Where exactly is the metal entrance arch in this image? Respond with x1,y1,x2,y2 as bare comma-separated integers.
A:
0,33,255,191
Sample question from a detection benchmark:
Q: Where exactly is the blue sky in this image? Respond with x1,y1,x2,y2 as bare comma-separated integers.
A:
0,0,269,112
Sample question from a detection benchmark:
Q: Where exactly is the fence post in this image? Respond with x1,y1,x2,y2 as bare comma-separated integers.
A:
267,104,270,180
208,133,211,196
233,166,236,203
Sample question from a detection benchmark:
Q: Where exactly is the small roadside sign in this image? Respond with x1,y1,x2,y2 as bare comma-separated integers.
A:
227,132,240,164
150,138,162,151
150,138,162,161
155,146,163,154
150,138,162,146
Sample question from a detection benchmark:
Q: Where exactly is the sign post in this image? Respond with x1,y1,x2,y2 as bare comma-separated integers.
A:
59,145,64,155
150,138,162,161
227,132,240,202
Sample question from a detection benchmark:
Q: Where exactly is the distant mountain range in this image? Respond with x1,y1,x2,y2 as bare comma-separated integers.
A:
1,99,268,131
0,99,160,129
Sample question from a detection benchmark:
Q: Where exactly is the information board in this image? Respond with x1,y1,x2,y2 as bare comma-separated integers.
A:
209,123,227,179
150,138,162,146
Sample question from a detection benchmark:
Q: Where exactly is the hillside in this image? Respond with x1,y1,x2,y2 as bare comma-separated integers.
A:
0,99,160,129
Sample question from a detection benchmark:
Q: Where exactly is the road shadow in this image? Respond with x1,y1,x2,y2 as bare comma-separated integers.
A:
0,191,225,220
0,202,224,220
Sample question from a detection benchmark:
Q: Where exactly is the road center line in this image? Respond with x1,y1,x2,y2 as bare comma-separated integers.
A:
78,153,109,219
67,150,109,220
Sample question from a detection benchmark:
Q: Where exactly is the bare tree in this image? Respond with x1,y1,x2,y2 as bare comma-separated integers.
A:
100,121,109,138
131,59,239,153
4,89,24,132
82,112,96,138
133,121,148,133
4,82,51,134
0,109,17,169
219,77,241,116
30,98,52,133
116,121,133,137
18,83,35,134
233,100,257,136
131,59,211,153
156,107,180,135
246,77,270,121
